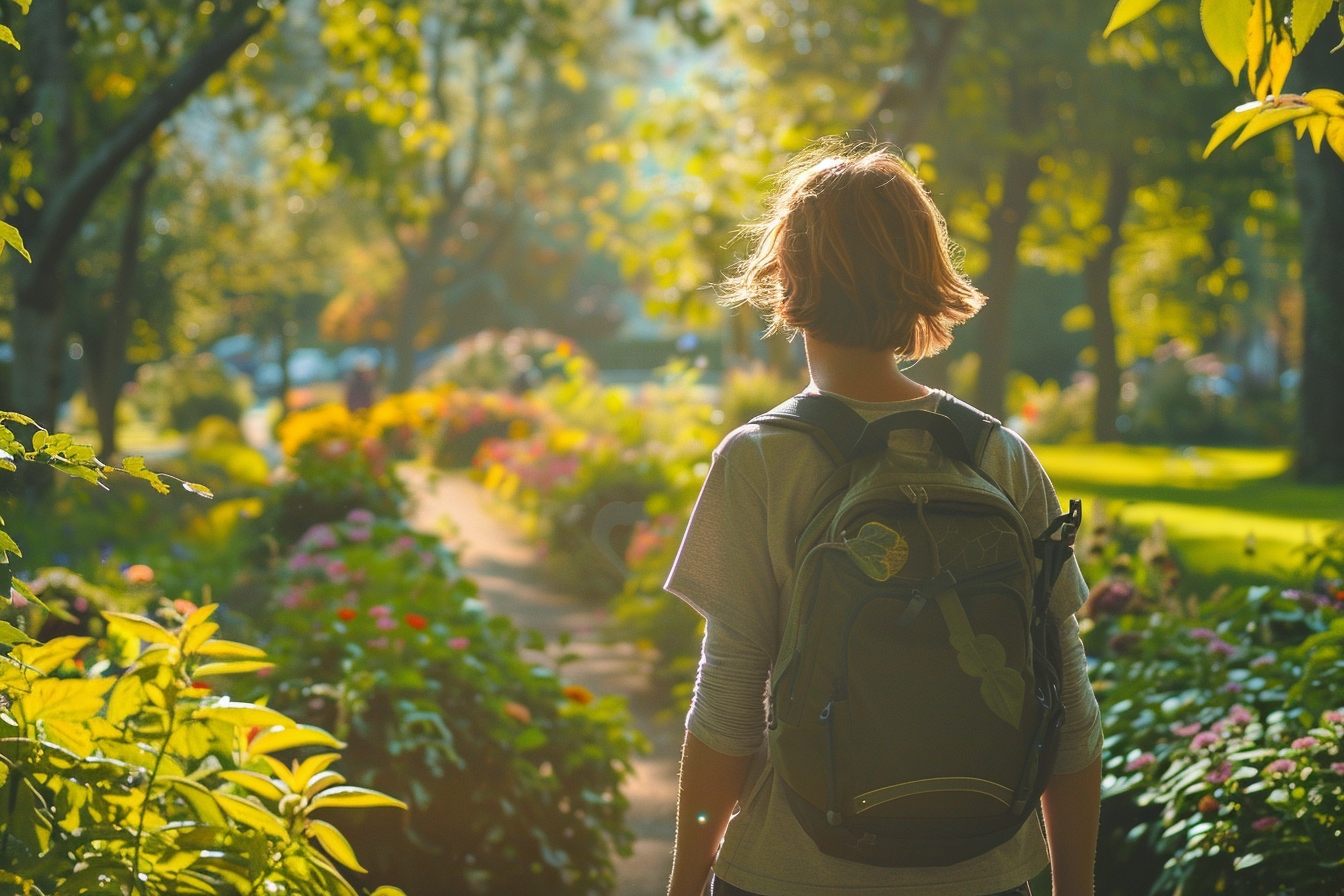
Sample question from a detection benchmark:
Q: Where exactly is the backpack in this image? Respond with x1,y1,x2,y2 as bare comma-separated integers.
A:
751,391,1081,868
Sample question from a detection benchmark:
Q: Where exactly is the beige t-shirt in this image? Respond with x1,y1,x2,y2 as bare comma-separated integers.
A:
665,387,1103,896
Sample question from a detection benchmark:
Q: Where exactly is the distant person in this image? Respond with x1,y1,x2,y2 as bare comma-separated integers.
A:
345,360,378,412
664,140,1103,896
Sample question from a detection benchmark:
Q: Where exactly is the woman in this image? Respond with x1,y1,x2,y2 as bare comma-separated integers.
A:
664,140,1103,896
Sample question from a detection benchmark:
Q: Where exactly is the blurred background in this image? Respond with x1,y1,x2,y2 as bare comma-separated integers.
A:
1,1,1343,894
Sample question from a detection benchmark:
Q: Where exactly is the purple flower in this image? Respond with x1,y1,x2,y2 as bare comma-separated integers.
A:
1205,761,1233,784
287,553,313,571
346,508,375,525
1192,731,1220,750
1189,628,1218,641
1221,682,1243,693
1091,580,1139,616
376,616,397,631
1264,759,1296,775
1291,737,1319,750
1207,639,1236,657
1125,752,1156,772
1172,722,1202,737
300,524,339,551
1251,816,1278,831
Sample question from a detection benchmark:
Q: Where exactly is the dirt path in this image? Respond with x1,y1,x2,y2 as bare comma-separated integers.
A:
400,466,682,896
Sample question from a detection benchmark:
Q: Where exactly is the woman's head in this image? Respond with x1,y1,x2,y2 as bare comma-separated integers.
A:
722,139,984,359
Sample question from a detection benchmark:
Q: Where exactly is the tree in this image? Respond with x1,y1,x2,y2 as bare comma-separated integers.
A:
3,0,283,432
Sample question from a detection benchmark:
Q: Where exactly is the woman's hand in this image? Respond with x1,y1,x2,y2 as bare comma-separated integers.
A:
667,731,755,896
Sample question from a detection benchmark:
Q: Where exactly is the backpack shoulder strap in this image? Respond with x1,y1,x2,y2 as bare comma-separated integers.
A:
935,392,1000,466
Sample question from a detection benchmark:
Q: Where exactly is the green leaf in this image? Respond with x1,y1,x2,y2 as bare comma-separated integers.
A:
307,786,408,811
104,611,177,646
1233,852,1265,869
119,456,170,494
1202,0,1252,81
193,660,276,677
220,770,287,801
0,411,35,426
306,819,367,873
0,221,28,261
0,620,35,645
247,724,345,756
369,889,409,896
0,530,21,557
0,25,17,49
842,521,909,582
1291,0,1333,49
1103,0,1165,37
182,481,214,498
29,429,46,451
11,636,93,674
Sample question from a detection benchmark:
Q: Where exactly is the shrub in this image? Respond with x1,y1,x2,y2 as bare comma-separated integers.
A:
416,328,596,392
259,511,643,895
127,354,251,432
431,388,540,469
717,361,806,433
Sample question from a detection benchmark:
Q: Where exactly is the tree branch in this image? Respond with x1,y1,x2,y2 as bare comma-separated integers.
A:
21,4,274,295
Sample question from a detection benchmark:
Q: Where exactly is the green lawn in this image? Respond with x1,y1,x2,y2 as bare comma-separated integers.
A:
1033,444,1344,589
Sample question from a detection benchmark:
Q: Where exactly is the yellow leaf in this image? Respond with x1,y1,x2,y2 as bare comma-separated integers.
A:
1264,30,1294,98
1305,112,1328,151
160,776,228,826
0,26,17,50
10,637,92,674
104,612,176,646
214,792,290,840
1232,104,1314,147
1326,118,1344,160
17,678,114,723
247,724,345,756
182,622,219,655
292,752,342,791
1205,101,1264,156
1291,0,1333,49
193,701,293,730
1103,0,1165,37
306,819,367,873
306,786,407,812
191,639,267,660
1246,0,1268,88
183,602,219,631
302,770,346,801
1202,0,1251,82
220,770,287,801
1302,88,1344,116
192,661,275,677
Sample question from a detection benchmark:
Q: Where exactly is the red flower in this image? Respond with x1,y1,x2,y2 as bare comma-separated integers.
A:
337,608,358,622
190,681,212,691
405,613,428,630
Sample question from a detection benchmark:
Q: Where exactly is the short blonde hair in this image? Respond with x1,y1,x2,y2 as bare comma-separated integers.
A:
721,138,984,358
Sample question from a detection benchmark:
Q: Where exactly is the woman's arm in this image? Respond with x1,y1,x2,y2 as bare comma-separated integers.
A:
668,731,754,896
1040,752,1102,896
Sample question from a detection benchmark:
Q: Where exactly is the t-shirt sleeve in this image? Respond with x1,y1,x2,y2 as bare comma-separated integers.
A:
663,426,778,659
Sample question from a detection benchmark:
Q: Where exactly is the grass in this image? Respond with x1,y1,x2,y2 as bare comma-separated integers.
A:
1033,444,1344,590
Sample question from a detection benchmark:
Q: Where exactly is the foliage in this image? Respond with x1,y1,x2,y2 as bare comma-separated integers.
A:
415,328,598,393
258,510,643,895
429,388,541,470
1090,580,1344,894
126,354,252,432
717,361,807,433
1005,372,1097,445
1104,0,1344,158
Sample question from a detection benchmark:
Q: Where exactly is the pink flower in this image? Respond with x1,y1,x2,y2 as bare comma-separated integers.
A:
366,637,389,649
10,591,28,609
1125,752,1156,772
1205,761,1233,783
256,666,273,679
1207,639,1236,657
419,551,436,568
346,508,375,525
376,616,397,631
1329,763,1344,775
1251,816,1278,831
287,553,313,571
1192,731,1220,750
1291,737,1319,750
346,527,372,543
1172,722,1202,737
1226,705,1253,726
1264,759,1296,775
300,524,339,551
1323,710,1344,725
279,586,309,610
325,560,349,583
449,637,470,650
392,535,417,554
1188,628,1218,641
369,604,392,617
1221,682,1243,693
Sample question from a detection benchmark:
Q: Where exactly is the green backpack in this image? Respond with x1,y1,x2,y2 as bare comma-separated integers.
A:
752,392,1081,867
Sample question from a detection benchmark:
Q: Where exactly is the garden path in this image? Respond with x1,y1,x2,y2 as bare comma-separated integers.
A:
399,466,683,896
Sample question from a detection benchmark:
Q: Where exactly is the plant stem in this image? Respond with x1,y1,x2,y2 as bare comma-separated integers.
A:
129,693,178,896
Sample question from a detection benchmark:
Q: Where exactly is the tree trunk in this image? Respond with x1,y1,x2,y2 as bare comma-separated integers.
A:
85,150,157,457
973,150,1039,420
861,0,965,145
1290,17,1344,482
1084,158,1131,442
390,214,452,392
